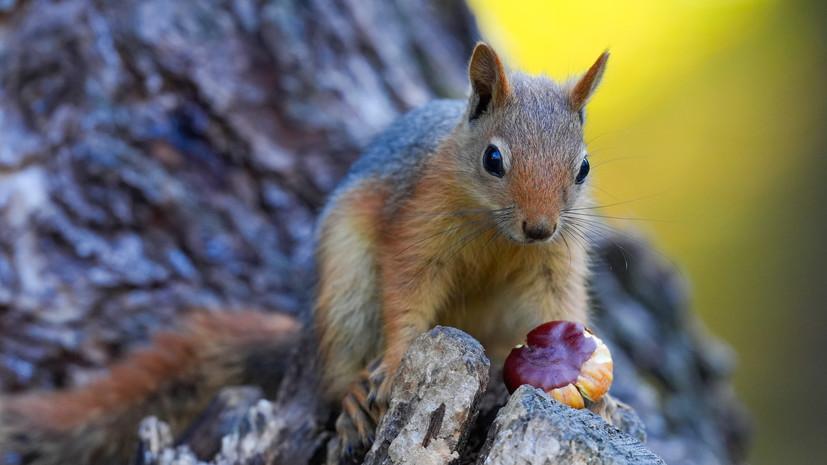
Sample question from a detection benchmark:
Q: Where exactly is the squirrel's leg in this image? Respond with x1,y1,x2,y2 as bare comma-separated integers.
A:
373,237,456,409
314,184,388,403
334,232,454,459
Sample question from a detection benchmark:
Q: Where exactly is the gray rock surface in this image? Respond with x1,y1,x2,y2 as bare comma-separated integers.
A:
363,327,490,465
476,385,664,465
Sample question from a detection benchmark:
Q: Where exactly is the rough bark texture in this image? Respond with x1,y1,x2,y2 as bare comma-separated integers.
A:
137,358,329,465
0,1,748,465
476,385,664,465
175,386,264,460
0,0,475,392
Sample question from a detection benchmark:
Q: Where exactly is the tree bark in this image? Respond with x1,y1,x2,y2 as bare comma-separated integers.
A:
0,0,476,391
0,1,748,464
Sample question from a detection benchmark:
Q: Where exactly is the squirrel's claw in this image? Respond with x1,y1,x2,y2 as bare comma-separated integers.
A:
334,378,376,463
334,361,389,463
366,361,388,413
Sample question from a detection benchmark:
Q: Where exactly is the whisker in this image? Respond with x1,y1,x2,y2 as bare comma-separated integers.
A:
587,185,624,205
564,216,655,247
561,221,602,250
563,220,629,271
398,206,514,219
438,221,502,267
584,129,626,147
563,215,687,278
359,206,515,237
404,218,502,287
565,192,666,212
480,218,507,249
590,154,656,169
560,228,586,255
564,211,681,224
561,222,588,245
556,231,579,282
392,214,500,258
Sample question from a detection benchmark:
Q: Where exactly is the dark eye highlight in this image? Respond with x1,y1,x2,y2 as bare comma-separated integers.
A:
483,145,505,177
575,157,590,185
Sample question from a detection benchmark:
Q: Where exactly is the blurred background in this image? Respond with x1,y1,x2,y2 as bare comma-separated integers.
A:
467,0,827,463
0,0,822,463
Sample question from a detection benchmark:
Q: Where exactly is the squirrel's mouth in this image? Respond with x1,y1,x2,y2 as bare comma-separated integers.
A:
523,235,555,245
516,219,558,244
498,224,559,246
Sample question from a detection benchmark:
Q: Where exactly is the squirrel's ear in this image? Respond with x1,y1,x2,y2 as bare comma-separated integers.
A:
468,42,510,122
570,51,609,112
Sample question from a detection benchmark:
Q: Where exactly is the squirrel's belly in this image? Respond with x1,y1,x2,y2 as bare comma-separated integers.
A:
435,245,555,360
436,277,546,360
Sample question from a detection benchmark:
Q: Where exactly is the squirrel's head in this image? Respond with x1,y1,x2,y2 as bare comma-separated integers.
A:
452,42,608,245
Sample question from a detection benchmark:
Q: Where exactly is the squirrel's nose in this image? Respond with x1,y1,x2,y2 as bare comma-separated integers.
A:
522,220,556,242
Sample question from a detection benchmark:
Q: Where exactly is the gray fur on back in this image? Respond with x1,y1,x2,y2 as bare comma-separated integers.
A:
326,99,465,209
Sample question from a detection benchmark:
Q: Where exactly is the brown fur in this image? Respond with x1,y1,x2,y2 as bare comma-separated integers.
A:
0,310,300,465
315,181,390,399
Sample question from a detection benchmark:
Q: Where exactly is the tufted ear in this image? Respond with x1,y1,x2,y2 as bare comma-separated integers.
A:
570,51,609,112
468,42,510,122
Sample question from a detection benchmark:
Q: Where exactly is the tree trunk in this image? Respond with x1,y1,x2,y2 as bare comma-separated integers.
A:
0,1,748,464
0,0,476,390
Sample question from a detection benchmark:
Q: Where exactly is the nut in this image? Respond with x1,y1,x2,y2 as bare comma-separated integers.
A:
503,321,613,408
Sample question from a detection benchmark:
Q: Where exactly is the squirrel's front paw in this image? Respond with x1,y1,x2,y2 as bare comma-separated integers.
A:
332,360,388,464
334,391,376,464
366,361,391,414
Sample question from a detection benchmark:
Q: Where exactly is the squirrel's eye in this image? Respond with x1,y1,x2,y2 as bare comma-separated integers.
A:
575,157,590,185
483,145,505,177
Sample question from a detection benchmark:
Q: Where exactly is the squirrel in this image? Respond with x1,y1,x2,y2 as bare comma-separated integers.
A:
314,42,609,451
0,43,608,464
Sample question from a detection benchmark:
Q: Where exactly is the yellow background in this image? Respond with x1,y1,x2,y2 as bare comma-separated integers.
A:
468,0,827,463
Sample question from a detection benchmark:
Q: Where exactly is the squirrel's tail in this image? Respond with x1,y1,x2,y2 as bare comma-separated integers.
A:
0,310,301,465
